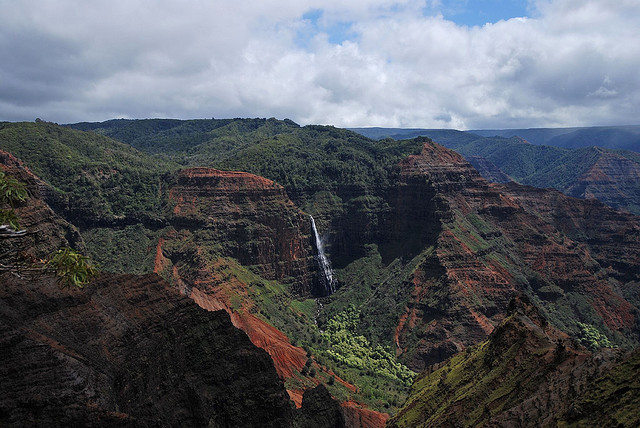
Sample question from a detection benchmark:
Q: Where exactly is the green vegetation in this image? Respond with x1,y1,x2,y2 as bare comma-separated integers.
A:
0,170,27,229
576,322,614,350
0,121,178,220
82,225,166,274
45,247,98,288
70,118,423,211
321,305,415,385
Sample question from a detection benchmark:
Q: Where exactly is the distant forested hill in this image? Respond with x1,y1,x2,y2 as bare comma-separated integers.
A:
0,121,177,222
67,118,424,206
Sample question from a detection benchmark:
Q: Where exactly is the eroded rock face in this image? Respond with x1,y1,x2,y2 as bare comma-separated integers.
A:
157,168,316,381
564,149,640,215
0,157,296,427
157,167,361,409
167,167,316,294
465,155,512,184
391,142,640,370
0,272,294,427
0,149,81,259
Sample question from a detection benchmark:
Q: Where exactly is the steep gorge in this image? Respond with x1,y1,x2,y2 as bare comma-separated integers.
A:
383,141,640,369
3,121,640,425
151,166,386,423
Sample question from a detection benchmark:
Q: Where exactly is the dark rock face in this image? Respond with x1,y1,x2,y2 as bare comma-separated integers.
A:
0,272,294,427
294,384,345,428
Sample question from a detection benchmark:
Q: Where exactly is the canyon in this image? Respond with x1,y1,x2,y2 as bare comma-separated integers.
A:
2,119,640,426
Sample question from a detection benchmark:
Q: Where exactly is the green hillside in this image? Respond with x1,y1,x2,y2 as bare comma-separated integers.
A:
0,121,178,221
389,297,640,428
69,118,424,213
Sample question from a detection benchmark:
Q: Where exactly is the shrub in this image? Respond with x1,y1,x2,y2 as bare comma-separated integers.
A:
0,171,27,230
46,247,98,288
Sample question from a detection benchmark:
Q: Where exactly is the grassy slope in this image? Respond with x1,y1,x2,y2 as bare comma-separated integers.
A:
391,333,640,428
388,312,553,428
562,349,640,427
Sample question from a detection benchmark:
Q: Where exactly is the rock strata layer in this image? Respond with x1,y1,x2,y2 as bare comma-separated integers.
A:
0,272,295,427
391,141,640,369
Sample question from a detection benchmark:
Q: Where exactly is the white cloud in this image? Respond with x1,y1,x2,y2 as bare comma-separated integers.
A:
0,0,639,128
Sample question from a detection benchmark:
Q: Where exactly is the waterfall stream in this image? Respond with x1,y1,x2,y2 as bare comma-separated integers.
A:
310,215,335,296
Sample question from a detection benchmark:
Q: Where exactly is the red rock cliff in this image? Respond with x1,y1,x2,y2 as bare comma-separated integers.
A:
0,155,298,426
167,167,315,292
391,142,640,370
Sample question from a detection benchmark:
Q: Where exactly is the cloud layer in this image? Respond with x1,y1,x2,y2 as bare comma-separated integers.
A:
1,0,639,128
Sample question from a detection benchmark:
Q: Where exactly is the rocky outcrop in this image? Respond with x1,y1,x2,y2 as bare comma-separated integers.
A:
167,167,316,294
390,141,640,370
389,295,634,427
0,272,295,427
294,384,345,427
0,149,81,259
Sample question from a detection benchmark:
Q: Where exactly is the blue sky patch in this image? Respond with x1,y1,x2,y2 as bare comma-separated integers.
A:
297,9,358,49
427,0,531,26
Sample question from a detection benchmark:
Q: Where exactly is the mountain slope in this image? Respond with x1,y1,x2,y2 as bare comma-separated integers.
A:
0,121,178,222
386,140,640,369
352,127,640,214
0,155,300,427
0,272,297,427
388,295,638,427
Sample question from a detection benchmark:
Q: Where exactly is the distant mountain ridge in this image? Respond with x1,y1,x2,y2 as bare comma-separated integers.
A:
350,125,640,151
350,126,640,214
470,125,640,150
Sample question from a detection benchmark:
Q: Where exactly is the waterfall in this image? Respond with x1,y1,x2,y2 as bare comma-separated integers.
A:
310,215,336,296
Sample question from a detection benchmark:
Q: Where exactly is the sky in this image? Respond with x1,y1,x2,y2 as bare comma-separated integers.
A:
1,0,639,129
